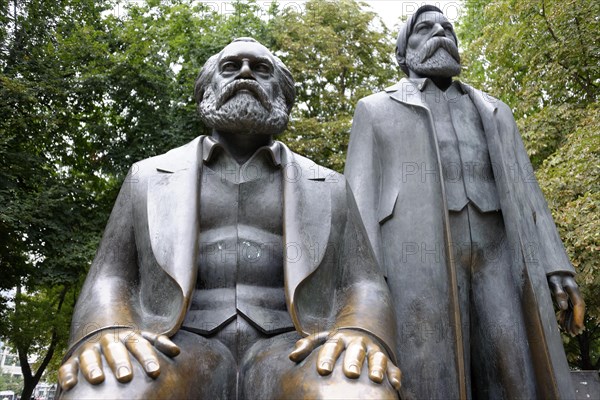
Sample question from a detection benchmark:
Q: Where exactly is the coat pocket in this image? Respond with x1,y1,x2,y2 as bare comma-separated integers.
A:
377,188,399,225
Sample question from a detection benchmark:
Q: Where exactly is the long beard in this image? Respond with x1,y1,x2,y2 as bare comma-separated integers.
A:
406,37,461,78
199,81,289,136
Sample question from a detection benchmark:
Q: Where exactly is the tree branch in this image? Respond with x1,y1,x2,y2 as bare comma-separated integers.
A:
14,285,33,383
539,0,598,99
540,0,560,43
33,285,68,382
573,16,595,91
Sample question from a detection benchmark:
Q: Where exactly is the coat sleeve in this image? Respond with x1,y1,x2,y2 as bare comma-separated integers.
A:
67,167,143,351
332,179,397,362
344,100,384,272
291,173,397,362
503,105,575,276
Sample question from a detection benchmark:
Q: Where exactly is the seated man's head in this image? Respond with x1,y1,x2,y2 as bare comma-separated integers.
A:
396,5,461,78
195,38,295,136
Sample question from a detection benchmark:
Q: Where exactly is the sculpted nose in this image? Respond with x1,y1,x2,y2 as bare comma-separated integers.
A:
237,60,253,79
431,23,445,37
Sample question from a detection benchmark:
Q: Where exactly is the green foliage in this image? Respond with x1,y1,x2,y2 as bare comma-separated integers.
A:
271,0,399,171
0,373,24,393
458,0,600,369
1,4,397,395
0,1,276,396
537,108,600,369
6,0,595,394
0,1,178,397
283,116,353,172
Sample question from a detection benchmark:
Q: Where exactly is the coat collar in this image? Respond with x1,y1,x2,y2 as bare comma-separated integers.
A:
387,77,428,110
146,136,332,333
386,77,499,116
460,81,499,117
403,77,466,95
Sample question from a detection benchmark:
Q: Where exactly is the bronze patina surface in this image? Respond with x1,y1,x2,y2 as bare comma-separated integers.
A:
345,6,585,400
58,38,400,399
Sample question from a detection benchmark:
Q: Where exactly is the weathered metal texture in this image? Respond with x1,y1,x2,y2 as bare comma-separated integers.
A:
345,75,576,399
59,39,399,399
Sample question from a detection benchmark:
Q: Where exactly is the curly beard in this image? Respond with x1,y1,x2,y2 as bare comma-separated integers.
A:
198,80,289,136
406,36,461,78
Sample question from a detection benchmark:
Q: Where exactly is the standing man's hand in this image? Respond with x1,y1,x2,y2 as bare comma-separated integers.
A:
548,273,585,335
58,329,180,391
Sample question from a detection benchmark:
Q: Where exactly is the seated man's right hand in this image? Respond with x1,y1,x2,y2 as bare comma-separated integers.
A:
58,329,180,391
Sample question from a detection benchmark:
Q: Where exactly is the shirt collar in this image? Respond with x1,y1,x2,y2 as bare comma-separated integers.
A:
409,77,465,94
202,135,282,167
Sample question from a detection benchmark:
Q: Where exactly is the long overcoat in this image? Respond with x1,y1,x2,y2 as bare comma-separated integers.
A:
345,78,574,399
66,136,396,363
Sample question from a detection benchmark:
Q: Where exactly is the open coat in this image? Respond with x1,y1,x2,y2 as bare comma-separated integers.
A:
67,136,396,362
345,78,574,399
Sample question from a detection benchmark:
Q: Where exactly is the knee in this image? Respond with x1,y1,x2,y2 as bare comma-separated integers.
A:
241,335,398,400
281,358,399,400
58,360,160,400
59,330,236,400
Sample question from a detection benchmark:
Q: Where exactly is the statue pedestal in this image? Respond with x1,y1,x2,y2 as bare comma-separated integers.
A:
572,370,600,399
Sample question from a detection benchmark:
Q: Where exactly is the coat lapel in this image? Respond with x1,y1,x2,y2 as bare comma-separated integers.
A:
145,138,332,336
280,144,332,330
388,78,429,110
389,78,468,400
462,83,499,144
382,78,435,223
147,137,202,308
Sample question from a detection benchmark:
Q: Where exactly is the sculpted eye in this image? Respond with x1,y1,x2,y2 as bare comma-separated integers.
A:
255,62,272,74
220,61,238,72
416,23,433,33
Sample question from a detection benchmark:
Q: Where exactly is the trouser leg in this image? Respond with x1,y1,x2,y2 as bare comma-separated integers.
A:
467,207,537,399
449,207,473,400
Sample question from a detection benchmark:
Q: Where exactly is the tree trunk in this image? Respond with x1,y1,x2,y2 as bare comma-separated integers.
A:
20,377,35,400
17,286,67,400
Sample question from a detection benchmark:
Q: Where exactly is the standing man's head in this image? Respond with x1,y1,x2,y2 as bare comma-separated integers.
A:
396,6,461,78
194,38,295,137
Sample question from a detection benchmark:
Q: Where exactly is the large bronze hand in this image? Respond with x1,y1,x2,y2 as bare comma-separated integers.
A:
289,330,401,390
548,272,585,336
58,329,180,391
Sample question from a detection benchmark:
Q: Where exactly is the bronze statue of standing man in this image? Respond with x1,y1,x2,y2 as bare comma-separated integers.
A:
345,5,585,399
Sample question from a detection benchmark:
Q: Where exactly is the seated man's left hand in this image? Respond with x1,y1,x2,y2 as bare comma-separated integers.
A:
289,329,401,391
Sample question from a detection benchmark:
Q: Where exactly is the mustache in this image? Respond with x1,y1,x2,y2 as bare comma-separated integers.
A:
422,37,460,63
217,79,272,111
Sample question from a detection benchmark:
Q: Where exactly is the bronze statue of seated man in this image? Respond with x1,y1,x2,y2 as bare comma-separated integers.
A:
57,38,401,399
